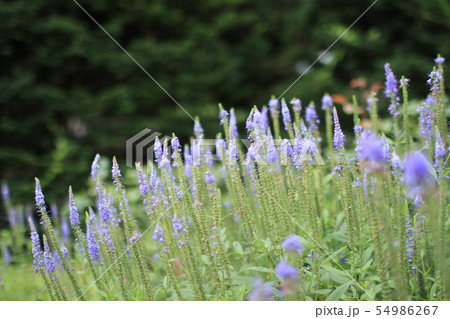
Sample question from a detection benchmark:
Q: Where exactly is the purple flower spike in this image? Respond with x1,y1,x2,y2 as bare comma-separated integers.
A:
435,56,445,64
194,120,204,138
281,99,292,130
91,154,101,180
87,223,101,261
29,218,43,273
154,138,163,162
68,187,80,226
136,164,150,195
2,182,9,203
248,278,273,301
112,157,122,181
404,152,432,190
417,100,433,149
268,98,279,111
229,109,238,137
35,178,45,207
290,98,301,112
276,260,298,280
152,225,165,242
332,108,345,151
355,131,385,166
282,234,304,254
305,102,319,131
435,130,446,159
171,136,180,153
172,215,183,233
43,236,55,274
384,63,398,98
205,171,216,184
322,94,333,110
219,109,229,125
128,230,142,245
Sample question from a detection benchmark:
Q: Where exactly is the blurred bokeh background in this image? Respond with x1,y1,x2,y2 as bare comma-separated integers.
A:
1,0,449,205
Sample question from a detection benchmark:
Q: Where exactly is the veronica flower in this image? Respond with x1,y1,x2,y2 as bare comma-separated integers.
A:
321,94,333,111
290,98,301,112
355,131,385,168
205,171,216,184
184,145,192,178
381,135,392,165
87,223,101,261
366,94,377,113
435,130,446,160
248,278,273,301
219,109,229,125
128,230,142,245
43,236,56,275
205,146,214,168
268,97,279,113
405,214,415,265
152,225,165,242
194,120,204,138
68,187,80,226
229,109,239,137
61,245,69,258
384,63,399,117
275,260,298,280
281,99,292,130
305,102,319,131
384,63,398,97
136,164,150,195
332,108,345,151
99,192,112,224
215,136,226,158
91,154,101,180
171,136,181,155
282,235,304,254
261,106,269,131
1,182,9,203
404,152,433,193
266,133,278,164
300,134,319,157
153,137,163,163
112,157,122,185
427,69,443,95
152,225,166,252
435,56,445,64
172,215,183,234
29,218,43,273
227,135,239,166
417,100,433,149
35,178,45,207
158,142,171,170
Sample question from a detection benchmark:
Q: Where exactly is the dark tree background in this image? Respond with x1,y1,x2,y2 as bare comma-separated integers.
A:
1,0,449,202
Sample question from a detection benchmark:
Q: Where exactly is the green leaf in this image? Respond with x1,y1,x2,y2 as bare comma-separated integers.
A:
321,265,350,284
326,281,353,301
232,241,244,255
200,255,211,265
239,265,275,274
430,283,438,300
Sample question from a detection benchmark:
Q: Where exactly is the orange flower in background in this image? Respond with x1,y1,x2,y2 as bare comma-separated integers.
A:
331,94,354,114
350,78,368,89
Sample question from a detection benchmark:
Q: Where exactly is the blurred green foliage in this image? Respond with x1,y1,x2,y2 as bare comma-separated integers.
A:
1,0,450,203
